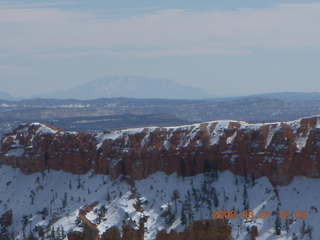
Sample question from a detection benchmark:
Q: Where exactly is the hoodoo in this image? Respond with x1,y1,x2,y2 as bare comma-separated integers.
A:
2,116,320,186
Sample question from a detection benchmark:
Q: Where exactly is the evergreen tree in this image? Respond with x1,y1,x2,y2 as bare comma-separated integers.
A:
212,164,218,181
180,202,187,226
206,198,212,213
50,226,55,240
301,220,306,238
61,226,65,238
212,188,219,208
77,175,81,189
251,173,255,187
27,232,37,240
62,192,68,209
29,190,35,205
243,184,249,211
292,233,298,240
201,181,208,202
184,199,194,225
164,203,175,227
171,190,180,213
275,209,281,235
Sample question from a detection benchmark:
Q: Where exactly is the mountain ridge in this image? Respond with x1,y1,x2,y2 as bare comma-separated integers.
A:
36,76,213,100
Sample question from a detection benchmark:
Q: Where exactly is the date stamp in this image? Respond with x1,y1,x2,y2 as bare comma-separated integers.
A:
212,210,308,220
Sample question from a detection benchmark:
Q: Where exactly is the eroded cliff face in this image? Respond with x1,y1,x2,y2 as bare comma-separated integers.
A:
1,116,320,185
67,219,231,240
155,219,232,240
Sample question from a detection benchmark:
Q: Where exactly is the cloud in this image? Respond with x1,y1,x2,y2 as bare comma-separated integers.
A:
1,3,320,59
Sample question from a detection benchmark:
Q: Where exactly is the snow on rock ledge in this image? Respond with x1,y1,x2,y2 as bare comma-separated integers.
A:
1,116,320,185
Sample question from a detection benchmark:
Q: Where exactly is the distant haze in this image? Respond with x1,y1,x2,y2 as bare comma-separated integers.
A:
36,76,213,100
1,1,320,98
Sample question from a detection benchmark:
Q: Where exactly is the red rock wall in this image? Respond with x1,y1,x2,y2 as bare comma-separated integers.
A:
1,117,320,185
155,219,232,240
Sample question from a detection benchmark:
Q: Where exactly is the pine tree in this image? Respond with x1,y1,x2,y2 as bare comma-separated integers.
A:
301,220,306,238
61,226,65,238
100,205,107,217
292,233,298,240
62,192,68,209
184,199,193,225
212,164,218,181
50,226,55,240
164,203,175,227
275,209,281,235
243,184,249,211
201,181,208,202
285,218,289,232
27,232,37,240
29,190,35,205
107,191,111,202
55,226,61,239
251,173,255,187
77,175,81,189
171,190,180,213
180,202,187,226
212,188,219,208
21,214,30,239
206,197,212,213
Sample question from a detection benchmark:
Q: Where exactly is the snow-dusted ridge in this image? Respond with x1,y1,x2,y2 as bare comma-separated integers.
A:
94,115,320,151
2,116,320,185
7,116,320,152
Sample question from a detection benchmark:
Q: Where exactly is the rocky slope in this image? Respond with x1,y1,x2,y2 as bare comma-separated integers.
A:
1,116,320,186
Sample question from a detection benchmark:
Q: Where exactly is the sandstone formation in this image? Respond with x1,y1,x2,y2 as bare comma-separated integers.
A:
251,225,259,240
67,224,99,240
69,219,231,240
1,116,320,185
0,210,14,239
155,219,232,240
98,224,145,240
0,210,13,228
69,217,146,240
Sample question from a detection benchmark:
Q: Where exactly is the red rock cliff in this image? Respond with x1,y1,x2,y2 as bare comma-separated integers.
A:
1,116,320,185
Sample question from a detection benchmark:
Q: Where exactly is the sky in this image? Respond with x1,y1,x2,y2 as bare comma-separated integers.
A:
1,0,320,98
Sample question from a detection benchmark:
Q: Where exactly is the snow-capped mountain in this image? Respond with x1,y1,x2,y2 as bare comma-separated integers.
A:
36,76,212,100
1,117,320,239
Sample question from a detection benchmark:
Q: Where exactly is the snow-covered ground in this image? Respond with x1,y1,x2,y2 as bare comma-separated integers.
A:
0,165,318,239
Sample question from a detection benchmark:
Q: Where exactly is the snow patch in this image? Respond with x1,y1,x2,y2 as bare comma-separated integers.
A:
6,148,24,157
265,124,281,149
207,121,229,145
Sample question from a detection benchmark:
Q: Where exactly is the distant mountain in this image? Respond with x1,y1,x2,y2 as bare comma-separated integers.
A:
38,76,213,100
210,92,320,102
0,91,15,100
250,92,320,102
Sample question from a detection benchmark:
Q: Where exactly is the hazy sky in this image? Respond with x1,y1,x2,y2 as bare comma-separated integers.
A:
1,0,320,98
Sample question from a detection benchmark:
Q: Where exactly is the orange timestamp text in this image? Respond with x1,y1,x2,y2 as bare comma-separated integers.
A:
212,210,308,220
